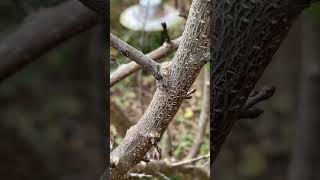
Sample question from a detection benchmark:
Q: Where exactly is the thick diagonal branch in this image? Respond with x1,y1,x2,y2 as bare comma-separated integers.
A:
107,1,211,179
0,0,101,82
110,37,181,86
110,33,162,80
211,0,314,163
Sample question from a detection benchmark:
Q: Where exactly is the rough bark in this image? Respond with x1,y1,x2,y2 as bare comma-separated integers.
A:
288,14,320,180
107,1,211,179
210,0,314,164
0,0,102,81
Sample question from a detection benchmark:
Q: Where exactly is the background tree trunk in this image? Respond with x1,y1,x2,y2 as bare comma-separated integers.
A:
288,13,320,180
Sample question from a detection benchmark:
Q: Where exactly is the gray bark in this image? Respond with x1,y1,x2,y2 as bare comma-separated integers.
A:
107,0,211,179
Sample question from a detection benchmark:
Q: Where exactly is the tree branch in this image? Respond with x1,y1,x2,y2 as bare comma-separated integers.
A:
211,0,314,163
186,69,210,159
131,159,209,180
108,1,211,179
110,33,163,80
0,0,102,82
110,37,181,86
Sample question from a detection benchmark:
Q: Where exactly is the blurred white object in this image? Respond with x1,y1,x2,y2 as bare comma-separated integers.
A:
120,0,184,31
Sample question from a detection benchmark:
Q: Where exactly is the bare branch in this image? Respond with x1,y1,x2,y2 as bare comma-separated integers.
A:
186,69,210,159
132,160,210,180
109,0,211,178
110,33,163,80
0,0,102,81
110,37,181,86
172,154,210,167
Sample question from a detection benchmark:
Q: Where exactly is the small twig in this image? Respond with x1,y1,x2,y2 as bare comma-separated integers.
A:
110,33,162,80
129,173,153,178
238,86,276,119
186,68,210,159
157,172,171,180
184,88,196,99
171,154,210,167
110,37,182,86
161,22,172,43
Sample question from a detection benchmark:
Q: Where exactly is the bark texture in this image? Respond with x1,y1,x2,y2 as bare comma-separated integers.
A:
0,0,101,81
107,0,211,179
210,0,313,164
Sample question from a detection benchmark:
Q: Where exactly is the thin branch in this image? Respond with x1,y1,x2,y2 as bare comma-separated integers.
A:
129,173,152,178
110,33,162,80
132,160,210,180
0,0,101,81
110,37,181,86
186,68,210,159
172,154,210,167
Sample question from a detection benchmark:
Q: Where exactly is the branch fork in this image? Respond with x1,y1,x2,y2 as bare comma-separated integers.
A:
110,33,163,80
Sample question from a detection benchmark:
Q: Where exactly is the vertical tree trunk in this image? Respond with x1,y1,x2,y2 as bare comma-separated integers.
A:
288,14,320,180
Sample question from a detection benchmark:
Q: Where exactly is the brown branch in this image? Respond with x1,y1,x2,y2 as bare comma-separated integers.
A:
110,33,162,80
131,159,209,180
108,1,211,179
186,68,210,159
0,0,102,82
110,37,181,87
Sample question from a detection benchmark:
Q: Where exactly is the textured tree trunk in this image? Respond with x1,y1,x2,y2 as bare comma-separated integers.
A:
288,14,320,180
210,0,313,165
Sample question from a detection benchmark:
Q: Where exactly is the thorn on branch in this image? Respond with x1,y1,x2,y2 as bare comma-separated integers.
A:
161,22,172,44
184,88,197,99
